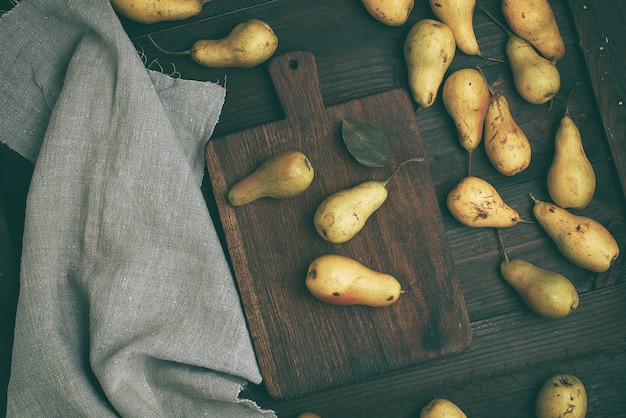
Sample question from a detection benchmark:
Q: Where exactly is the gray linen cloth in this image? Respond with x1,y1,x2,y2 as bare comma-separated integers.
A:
1,0,275,416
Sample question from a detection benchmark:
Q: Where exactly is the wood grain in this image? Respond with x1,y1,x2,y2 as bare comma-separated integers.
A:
566,0,626,195
205,51,472,399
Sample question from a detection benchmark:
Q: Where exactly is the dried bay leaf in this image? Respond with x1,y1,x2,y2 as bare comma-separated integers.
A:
341,119,392,168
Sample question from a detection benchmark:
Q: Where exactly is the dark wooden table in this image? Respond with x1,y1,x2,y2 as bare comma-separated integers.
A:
1,0,625,417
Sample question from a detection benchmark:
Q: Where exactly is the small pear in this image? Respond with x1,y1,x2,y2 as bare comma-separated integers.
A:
361,0,414,26
442,68,490,175
502,0,565,62
447,176,521,228
228,150,314,206
547,91,596,209
305,254,402,307
429,0,481,56
483,87,532,176
482,7,560,105
314,158,421,243
498,230,578,319
404,19,456,109
420,398,467,418
536,374,587,418
531,196,620,272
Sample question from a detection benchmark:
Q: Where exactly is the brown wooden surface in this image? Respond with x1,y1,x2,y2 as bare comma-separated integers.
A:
1,0,625,416
205,50,472,399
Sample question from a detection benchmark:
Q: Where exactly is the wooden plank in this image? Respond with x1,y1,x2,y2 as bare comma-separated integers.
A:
205,51,472,399
566,0,626,195
245,282,626,417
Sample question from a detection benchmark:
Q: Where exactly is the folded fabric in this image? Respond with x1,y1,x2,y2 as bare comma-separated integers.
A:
0,0,275,416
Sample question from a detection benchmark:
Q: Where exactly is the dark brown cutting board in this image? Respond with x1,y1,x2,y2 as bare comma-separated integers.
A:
205,50,472,400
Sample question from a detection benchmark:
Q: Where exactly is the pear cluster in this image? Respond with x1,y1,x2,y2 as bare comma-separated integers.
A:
383,0,619,323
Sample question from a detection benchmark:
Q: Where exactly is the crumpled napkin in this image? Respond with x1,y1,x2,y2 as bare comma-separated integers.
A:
0,0,275,416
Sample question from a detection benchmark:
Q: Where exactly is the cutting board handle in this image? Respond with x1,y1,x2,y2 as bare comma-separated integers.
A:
268,50,327,124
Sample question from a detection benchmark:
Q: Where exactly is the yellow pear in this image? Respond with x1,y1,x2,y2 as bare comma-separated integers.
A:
442,67,490,175
228,150,314,206
498,231,578,319
314,158,421,243
447,176,521,228
536,374,587,418
482,7,560,104
296,413,321,418
420,398,467,418
404,19,456,109
361,0,414,26
547,92,596,209
502,0,565,62
429,0,481,56
531,196,620,272
110,0,209,24
305,254,402,307
483,88,532,176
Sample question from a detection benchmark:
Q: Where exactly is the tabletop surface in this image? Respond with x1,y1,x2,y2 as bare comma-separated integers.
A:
1,0,625,417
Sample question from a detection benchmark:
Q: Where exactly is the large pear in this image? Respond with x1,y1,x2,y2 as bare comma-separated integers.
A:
447,176,521,228
500,257,579,319
429,0,481,56
442,68,490,175
547,101,596,209
483,90,531,176
532,197,620,272
502,0,565,62
404,19,456,109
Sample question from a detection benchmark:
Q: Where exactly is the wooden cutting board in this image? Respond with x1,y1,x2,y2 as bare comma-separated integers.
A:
205,50,472,400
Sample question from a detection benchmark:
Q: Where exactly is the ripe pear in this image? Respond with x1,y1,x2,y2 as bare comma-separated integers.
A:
483,88,532,176
498,232,578,319
502,0,565,62
531,196,620,272
420,398,467,418
429,0,481,56
314,158,422,243
404,19,456,109
110,0,209,24
536,374,587,418
447,176,521,228
361,0,414,26
305,254,402,307
547,93,596,209
228,150,314,206
442,67,490,175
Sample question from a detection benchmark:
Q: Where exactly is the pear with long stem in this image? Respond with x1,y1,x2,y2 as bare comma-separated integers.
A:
314,157,423,243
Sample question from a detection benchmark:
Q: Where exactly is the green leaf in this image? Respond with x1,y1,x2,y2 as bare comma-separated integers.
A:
341,119,393,168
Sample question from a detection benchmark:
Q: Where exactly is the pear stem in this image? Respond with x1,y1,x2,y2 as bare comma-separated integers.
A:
382,157,424,186
148,35,191,56
478,5,515,39
564,82,579,117
476,64,496,97
467,150,473,177
496,228,510,263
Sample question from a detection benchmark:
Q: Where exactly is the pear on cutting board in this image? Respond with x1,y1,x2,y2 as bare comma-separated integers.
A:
483,85,532,176
442,67,490,175
482,7,560,105
228,150,314,206
404,19,456,109
498,231,579,319
447,176,522,228
531,195,620,272
314,158,422,243
547,90,596,209
502,0,565,62
305,254,402,307
429,0,481,56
